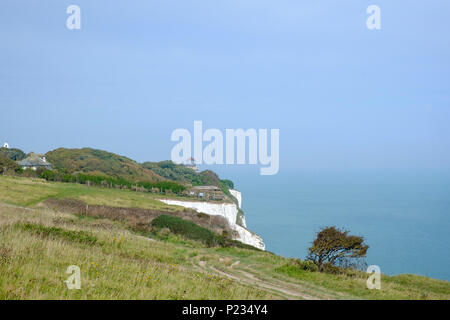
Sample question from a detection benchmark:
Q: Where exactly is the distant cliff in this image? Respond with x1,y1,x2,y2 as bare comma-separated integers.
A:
159,189,265,250
10,146,262,247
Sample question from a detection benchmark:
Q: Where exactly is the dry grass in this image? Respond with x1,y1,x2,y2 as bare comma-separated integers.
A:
0,203,273,300
1,175,449,300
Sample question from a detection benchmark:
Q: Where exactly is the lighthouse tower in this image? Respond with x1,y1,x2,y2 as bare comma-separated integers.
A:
185,157,199,172
3,142,9,148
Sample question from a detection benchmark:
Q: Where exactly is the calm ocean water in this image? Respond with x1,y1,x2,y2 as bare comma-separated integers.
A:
226,169,450,281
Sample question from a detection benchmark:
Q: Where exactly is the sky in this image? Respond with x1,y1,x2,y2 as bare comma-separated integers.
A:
1,0,450,174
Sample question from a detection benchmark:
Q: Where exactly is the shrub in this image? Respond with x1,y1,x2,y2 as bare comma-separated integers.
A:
158,227,171,238
15,223,98,245
0,245,13,265
151,215,262,251
62,173,76,183
0,156,22,174
274,259,320,279
22,168,38,177
291,259,319,272
151,215,222,247
40,170,54,181
0,147,26,161
39,170,185,194
220,179,234,189
139,181,186,194
320,263,342,274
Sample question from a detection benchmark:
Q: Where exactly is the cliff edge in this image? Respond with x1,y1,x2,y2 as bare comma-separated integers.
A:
159,190,265,250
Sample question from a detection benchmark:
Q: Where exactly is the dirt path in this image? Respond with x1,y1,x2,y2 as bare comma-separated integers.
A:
210,265,318,300
192,256,324,300
2,201,329,300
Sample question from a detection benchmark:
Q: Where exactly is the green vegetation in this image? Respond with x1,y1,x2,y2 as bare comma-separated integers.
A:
0,175,448,300
142,161,234,194
0,147,26,161
137,180,186,194
142,160,205,185
151,215,262,251
221,179,234,190
39,170,186,194
0,156,23,175
307,226,369,272
0,202,271,299
42,148,233,195
0,175,186,210
45,148,164,182
15,223,98,245
152,215,222,247
282,259,319,272
274,259,449,299
5,147,235,201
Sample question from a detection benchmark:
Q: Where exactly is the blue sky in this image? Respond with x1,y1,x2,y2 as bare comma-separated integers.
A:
1,0,449,173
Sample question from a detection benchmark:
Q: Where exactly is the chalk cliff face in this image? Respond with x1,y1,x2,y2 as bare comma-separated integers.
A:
158,200,238,228
229,189,242,209
234,224,265,250
229,189,247,228
159,192,265,250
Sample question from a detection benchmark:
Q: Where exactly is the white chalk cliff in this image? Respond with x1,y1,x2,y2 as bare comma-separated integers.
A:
159,190,265,250
229,189,242,210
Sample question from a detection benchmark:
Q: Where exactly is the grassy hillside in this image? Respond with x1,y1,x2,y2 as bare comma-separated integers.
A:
142,160,208,185
0,175,179,210
142,161,234,193
45,148,164,182
0,175,449,300
0,203,270,299
44,148,235,197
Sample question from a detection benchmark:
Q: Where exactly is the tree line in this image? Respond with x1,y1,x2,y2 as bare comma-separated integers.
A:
39,169,187,194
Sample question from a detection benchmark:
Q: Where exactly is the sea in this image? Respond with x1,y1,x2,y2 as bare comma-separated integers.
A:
217,168,450,281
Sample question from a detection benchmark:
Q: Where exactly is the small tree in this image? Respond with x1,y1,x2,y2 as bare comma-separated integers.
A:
0,156,22,175
307,226,368,272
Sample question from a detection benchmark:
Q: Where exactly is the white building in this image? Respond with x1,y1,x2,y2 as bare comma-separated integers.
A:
3,142,9,148
18,152,53,171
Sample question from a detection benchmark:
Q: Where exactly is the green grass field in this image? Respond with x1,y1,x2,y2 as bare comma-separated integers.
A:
0,175,449,300
0,175,184,211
